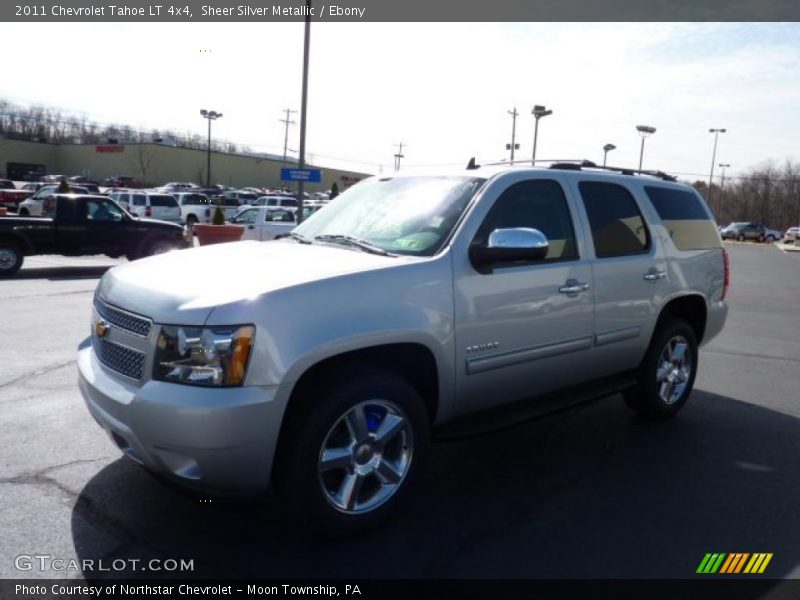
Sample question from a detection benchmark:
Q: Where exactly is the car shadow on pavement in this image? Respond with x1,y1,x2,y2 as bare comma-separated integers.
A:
71,390,800,580
14,266,113,281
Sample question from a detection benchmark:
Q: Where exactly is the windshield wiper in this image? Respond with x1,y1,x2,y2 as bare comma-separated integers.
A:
314,234,394,256
288,232,312,244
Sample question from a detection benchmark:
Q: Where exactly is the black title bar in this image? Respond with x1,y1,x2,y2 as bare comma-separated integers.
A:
3,0,800,22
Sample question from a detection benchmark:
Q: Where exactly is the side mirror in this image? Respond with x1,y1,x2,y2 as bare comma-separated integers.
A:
469,227,549,273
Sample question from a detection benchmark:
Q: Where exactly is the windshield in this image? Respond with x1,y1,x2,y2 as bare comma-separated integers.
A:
293,176,485,257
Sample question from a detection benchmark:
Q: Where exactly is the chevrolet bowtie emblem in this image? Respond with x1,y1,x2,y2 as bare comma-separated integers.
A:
95,320,110,338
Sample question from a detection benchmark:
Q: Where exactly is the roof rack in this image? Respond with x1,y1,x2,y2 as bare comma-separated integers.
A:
465,157,677,182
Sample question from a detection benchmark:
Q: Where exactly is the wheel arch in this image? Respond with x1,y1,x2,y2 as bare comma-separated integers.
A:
655,293,707,344
0,233,34,255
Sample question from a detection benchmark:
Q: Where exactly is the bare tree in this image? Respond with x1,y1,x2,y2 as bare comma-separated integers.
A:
129,144,156,186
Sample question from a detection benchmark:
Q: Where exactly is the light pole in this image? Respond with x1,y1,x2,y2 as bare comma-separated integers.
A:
602,143,616,167
200,109,222,187
295,0,311,224
718,162,730,217
707,128,726,203
636,125,656,172
531,105,553,162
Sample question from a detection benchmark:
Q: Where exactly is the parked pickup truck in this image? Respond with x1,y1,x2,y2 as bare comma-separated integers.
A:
0,179,33,212
230,206,297,240
78,163,728,534
0,194,190,276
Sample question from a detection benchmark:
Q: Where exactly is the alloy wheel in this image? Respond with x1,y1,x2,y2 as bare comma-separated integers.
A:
317,399,413,514
656,335,692,404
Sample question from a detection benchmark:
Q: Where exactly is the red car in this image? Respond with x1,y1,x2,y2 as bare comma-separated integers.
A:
0,180,33,211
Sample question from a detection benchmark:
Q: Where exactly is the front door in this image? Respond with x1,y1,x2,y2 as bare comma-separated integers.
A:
452,175,596,415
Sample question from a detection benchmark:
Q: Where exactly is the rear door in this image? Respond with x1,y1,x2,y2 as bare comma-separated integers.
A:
570,179,666,376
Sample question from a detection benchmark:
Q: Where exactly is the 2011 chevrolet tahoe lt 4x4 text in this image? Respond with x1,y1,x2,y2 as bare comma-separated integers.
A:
78,162,728,534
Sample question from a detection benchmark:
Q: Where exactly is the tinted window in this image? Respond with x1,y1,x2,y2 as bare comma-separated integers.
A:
132,195,146,206
579,182,649,257
475,179,577,261
281,198,298,208
149,195,178,208
644,186,721,250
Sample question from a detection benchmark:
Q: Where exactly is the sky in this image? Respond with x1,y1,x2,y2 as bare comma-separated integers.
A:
1,22,799,183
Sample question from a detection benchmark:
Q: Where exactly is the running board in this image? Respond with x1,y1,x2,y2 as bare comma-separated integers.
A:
433,374,637,441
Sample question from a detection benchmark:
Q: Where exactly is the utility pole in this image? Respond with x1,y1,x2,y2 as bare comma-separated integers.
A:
278,108,297,165
603,143,616,167
393,142,405,171
507,107,519,162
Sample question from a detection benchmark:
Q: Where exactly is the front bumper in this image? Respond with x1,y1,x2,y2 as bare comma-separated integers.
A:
78,338,288,495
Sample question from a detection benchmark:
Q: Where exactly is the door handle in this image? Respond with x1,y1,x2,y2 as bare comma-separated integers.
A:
643,269,667,281
559,280,591,294
247,225,255,229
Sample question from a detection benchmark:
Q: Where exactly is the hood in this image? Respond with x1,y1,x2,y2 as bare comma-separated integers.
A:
97,240,406,325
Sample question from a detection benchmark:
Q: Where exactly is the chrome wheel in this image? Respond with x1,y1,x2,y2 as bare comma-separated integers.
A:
318,399,414,514
0,247,18,271
656,335,692,405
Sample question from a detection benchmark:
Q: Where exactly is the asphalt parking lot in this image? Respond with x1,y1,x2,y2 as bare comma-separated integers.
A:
1,244,800,582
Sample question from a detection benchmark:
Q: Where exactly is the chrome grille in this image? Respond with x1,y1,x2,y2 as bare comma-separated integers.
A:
95,338,145,380
94,298,151,337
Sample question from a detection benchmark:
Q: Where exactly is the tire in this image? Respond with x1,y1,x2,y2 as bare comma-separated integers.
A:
18,208,29,217
276,367,430,536
736,234,745,242
624,318,698,420
143,237,176,257
186,215,198,232
766,235,775,243
758,234,765,243
0,241,24,277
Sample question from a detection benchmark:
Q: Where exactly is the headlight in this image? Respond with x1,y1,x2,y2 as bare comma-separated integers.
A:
154,324,255,386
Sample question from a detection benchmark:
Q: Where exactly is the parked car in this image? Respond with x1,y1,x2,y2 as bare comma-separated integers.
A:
230,207,297,241
0,194,189,275
173,192,213,228
18,184,89,216
108,191,181,223
157,182,200,193
103,176,139,188
222,190,259,206
0,179,33,211
239,195,298,211
720,222,780,242
783,226,799,242
78,162,728,534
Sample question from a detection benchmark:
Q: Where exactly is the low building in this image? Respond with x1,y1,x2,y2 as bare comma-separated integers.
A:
0,138,370,191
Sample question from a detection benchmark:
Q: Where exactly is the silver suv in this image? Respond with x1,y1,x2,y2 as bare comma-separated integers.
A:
78,161,728,533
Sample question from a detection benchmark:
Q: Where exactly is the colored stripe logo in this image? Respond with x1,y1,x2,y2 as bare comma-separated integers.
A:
697,553,773,574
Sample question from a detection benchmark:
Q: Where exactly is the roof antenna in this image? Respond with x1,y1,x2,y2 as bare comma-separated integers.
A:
466,157,480,170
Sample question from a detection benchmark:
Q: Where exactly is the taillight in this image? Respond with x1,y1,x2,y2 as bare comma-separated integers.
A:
145,206,152,217
722,248,730,300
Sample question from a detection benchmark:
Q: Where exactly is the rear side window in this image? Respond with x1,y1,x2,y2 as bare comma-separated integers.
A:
644,186,721,250
132,195,146,206
475,179,578,261
281,198,298,208
150,195,178,207
579,182,649,258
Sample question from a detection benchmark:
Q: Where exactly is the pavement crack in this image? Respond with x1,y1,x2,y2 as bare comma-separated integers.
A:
0,359,76,389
